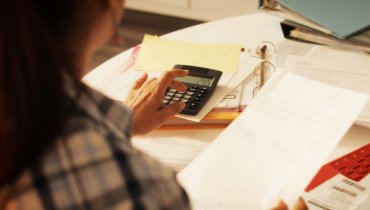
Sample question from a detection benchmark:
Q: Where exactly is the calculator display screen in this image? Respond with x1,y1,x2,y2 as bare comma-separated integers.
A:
175,76,214,87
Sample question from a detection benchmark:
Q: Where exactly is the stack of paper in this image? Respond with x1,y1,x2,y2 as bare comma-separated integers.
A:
178,71,368,210
284,46,370,128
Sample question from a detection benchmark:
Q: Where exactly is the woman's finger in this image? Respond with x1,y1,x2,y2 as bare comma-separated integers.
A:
157,70,188,92
168,79,187,92
131,73,148,90
159,101,185,119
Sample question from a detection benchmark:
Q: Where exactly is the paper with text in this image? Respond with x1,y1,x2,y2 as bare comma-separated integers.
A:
303,174,369,210
134,35,242,73
178,73,368,210
284,46,370,127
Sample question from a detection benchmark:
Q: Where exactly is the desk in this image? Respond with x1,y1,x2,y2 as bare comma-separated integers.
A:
84,12,370,171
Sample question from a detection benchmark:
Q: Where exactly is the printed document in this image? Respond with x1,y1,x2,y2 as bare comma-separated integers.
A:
303,174,370,210
284,46,370,127
178,72,368,210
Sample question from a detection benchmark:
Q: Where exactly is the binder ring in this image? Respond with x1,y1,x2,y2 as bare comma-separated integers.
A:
253,60,275,97
256,41,277,59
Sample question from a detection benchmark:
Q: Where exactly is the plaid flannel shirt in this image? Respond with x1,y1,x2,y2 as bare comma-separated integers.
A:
0,73,190,210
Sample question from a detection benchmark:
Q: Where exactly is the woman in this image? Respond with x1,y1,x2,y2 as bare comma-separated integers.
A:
0,0,191,209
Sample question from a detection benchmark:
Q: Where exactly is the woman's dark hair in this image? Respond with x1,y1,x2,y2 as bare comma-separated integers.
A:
0,0,78,186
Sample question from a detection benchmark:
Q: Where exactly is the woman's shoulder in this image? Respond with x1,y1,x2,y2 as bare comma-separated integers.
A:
1,128,190,210
0,74,190,210
2,98,190,210
63,70,134,141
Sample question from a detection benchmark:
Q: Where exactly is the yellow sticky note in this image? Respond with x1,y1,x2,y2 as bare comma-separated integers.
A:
134,35,241,73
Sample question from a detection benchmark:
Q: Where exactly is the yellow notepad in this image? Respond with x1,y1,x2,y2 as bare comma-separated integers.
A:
134,35,241,73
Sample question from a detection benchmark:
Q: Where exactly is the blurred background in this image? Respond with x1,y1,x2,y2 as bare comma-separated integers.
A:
89,0,259,73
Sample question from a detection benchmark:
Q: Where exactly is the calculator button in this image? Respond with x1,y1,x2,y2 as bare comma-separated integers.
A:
345,160,360,169
181,99,189,104
332,161,346,170
175,93,184,98
364,148,370,156
162,100,169,104
193,97,201,101
166,92,175,96
169,101,175,104
360,160,369,167
201,87,208,91
172,97,181,102
356,167,368,174
192,85,199,89
350,153,364,162
199,90,207,94
359,149,370,157
341,168,353,175
186,91,194,96
184,95,192,99
188,102,198,109
196,93,203,98
164,96,172,100
189,88,197,92
348,173,361,180
169,88,178,93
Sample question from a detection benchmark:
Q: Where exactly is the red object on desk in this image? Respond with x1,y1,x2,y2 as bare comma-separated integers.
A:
306,143,370,192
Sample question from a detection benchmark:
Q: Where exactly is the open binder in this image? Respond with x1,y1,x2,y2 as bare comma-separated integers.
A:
280,20,370,53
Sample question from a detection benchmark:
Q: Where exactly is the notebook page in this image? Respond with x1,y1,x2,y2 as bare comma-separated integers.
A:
178,72,368,210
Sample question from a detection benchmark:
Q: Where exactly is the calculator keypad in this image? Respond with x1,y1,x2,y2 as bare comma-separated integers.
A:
162,84,209,114
329,144,370,182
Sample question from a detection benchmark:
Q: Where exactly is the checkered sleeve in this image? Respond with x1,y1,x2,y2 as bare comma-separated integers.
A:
1,87,191,210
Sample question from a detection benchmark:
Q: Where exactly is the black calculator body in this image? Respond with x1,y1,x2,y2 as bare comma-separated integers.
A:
162,65,223,115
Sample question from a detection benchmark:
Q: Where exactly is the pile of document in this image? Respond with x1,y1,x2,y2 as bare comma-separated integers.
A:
177,45,370,210
260,0,370,53
178,71,368,209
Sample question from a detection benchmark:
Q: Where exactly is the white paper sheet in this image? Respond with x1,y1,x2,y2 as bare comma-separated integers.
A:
284,46,370,127
178,72,368,210
215,84,242,109
133,138,209,172
132,129,221,172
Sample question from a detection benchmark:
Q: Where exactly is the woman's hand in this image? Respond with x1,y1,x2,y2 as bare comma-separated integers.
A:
125,70,188,135
273,198,307,210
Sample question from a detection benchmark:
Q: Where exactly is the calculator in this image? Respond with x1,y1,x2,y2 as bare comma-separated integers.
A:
162,65,223,115
329,143,370,182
